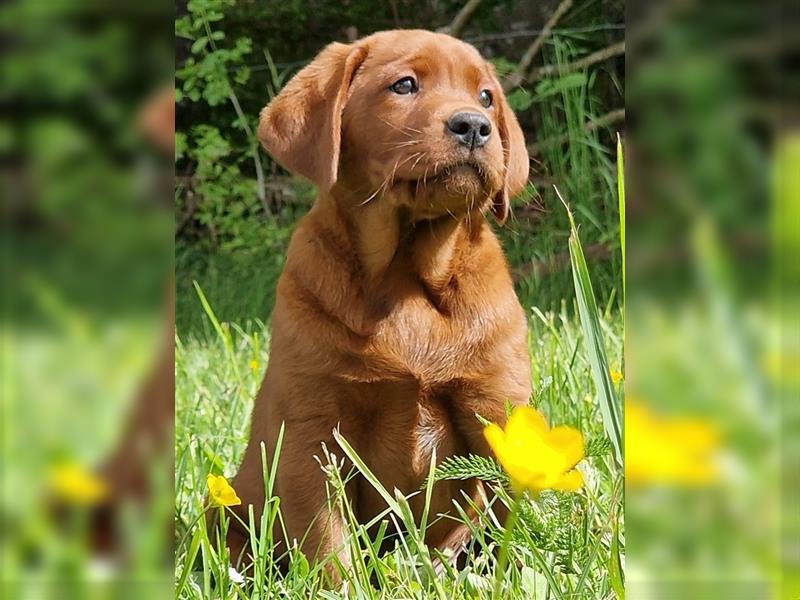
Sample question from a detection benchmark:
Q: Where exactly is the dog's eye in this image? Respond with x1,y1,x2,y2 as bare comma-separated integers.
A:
479,89,493,108
391,77,418,95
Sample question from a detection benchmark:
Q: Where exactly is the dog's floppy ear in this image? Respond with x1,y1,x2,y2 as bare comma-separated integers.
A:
258,42,368,191
491,79,530,225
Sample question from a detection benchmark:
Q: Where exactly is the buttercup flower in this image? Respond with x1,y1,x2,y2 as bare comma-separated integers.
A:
484,406,585,494
249,359,259,372
207,474,242,506
49,462,109,506
625,398,720,486
610,369,623,384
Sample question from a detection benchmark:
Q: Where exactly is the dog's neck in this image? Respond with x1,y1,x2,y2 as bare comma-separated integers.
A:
319,190,483,295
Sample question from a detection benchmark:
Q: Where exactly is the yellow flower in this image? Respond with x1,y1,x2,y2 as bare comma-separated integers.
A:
207,474,241,507
625,398,720,487
610,369,623,384
484,406,584,494
249,359,259,372
49,462,109,506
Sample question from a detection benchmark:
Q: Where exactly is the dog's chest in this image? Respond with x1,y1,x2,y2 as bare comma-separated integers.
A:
366,294,488,382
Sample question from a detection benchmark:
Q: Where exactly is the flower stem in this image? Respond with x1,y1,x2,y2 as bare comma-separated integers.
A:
175,501,211,553
493,492,522,599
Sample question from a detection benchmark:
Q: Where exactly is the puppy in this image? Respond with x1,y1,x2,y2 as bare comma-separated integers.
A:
227,29,531,576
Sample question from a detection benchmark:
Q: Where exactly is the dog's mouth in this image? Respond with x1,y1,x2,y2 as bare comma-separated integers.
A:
397,158,495,220
380,156,499,219
412,159,490,189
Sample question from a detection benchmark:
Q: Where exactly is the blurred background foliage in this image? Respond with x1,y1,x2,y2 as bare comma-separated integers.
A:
174,0,625,335
625,3,787,597
2,1,174,597
4,2,173,323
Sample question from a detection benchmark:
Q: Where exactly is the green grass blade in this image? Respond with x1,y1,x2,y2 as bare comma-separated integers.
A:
418,448,436,541
175,528,202,597
617,133,626,305
556,186,624,467
333,430,405,518
192,280,226,345
192,280,241,380
265,424,285,498
333,430,447,599
609,509,625,599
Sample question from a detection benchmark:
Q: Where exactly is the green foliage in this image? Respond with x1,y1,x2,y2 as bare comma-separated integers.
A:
179,124,258,251
533,72,588,101
506,88,535,112
176,0,290,258
504,37,622,313
176,21,253,105
514,492,588,574
586,435,613,458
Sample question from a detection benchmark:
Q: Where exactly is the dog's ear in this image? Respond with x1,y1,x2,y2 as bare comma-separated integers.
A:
258,42,368,191
491,77,530,225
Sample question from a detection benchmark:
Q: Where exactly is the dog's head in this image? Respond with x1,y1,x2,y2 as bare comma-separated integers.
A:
258,30,528,223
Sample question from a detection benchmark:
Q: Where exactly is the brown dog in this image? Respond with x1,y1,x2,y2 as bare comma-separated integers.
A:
227,29,531,575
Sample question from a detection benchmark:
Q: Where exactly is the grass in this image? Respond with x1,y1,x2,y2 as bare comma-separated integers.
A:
174,216,625,598
499,37,622,317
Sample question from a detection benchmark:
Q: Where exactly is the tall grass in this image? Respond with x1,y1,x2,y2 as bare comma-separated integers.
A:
558,186,623,467
503,37,621,315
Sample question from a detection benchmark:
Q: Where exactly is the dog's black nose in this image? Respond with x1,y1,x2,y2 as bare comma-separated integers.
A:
446,111,492,150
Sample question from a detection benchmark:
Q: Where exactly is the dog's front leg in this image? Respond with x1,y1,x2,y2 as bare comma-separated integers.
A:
275,427,353,583
430,374,530,567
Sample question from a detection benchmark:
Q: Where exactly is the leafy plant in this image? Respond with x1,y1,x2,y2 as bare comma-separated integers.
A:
176,0,301,254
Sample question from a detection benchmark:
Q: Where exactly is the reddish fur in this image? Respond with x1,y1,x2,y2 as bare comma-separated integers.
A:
227,30,531,578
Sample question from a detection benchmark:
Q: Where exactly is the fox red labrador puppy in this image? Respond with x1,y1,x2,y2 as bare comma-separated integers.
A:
226,29,531,576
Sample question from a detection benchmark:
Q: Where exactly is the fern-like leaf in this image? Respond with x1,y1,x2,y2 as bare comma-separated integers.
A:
586,436,613,458
432,454,509,485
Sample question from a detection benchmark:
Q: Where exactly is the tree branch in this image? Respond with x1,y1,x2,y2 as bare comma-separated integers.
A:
438,0,484,38
503,0,573,91
527,108,625,154
527,40,625,81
